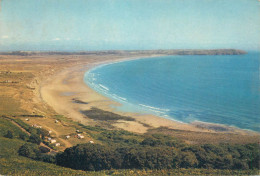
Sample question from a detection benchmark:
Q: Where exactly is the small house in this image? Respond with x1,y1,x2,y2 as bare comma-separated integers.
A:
55,143,60,147
32,124,42,128
55,120,59,123
50,139,56,143
77,134,84,139
89,140,94,144
66,135,70,139
47,137,52,141
78,135,84,139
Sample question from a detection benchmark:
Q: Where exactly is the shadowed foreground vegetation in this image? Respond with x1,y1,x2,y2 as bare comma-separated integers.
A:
56,141,259,171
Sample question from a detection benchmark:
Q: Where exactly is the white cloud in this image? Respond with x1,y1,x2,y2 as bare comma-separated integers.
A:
53,38,60,41
2,35,9,39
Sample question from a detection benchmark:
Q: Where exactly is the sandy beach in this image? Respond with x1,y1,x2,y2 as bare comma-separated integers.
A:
1,52,259,149
39,54,257,135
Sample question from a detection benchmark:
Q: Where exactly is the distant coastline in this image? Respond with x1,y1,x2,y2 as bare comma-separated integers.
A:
0,49,246,56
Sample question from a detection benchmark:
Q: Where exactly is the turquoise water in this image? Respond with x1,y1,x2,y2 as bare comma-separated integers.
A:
84,52,260,132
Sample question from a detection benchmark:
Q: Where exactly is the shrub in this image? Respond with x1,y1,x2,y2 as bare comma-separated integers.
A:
28,133,42,145
39,154,56,164
141,137,163,146
18,143,40,159
4,130,14,139
39,146,50,153
233,159,249,170
37,128,49,139
179,151,199,168
19,133,29,141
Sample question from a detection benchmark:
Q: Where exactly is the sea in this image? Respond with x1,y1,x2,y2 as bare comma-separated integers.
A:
84,52,260,132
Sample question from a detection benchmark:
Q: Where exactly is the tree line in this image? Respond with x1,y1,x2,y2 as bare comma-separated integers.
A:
55,140,259,171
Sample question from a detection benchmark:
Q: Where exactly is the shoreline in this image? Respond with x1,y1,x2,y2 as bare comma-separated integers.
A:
40,55,259,135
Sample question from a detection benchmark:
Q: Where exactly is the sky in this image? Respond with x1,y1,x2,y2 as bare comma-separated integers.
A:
0,0,259,51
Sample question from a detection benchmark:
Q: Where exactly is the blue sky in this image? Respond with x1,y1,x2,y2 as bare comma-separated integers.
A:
0,0,259,51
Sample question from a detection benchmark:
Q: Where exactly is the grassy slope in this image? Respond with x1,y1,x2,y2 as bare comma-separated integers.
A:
0,118,88,176
1,117,259,176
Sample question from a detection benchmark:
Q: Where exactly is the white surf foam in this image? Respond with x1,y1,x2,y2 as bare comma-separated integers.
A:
139,104,170,112
99,84,109,91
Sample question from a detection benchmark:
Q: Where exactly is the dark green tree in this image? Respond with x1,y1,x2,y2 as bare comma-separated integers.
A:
18,143,40,159
19,133,28,140
37,128,49,139
141,137,163,146
18,144,33,157
180,151,199,168
233,159,249,170
39,154,56,163
56,143,115,171
28,133,42,145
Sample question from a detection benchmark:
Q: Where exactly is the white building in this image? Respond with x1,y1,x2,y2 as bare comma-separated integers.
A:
32,124,42,128
78,135,84,139
50,139,56,143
